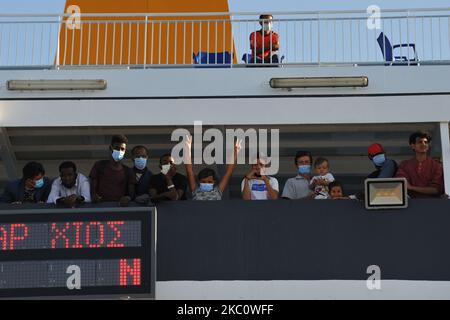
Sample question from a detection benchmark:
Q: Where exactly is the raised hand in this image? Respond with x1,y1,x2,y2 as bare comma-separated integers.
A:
185,134,192,151
233,139,243,163
184,134,193,163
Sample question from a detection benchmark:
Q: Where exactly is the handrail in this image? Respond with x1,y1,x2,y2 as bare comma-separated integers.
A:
1,7,450,17
0,9,449,68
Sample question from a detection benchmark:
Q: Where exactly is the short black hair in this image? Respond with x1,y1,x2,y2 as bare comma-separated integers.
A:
314,157,329,168
295,151,313,166
198,168,217,181
131,145,149,156
159,153,172,165
259,14,273,20
110,134,128,146
22,162,45,180
59,161,77,173
409,131,432,145
329,181,344,193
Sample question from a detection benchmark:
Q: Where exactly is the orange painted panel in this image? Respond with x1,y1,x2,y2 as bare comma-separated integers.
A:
59,0,235,65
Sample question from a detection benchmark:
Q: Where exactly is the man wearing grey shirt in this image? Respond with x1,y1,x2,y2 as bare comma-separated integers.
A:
47,161,91,207
282,151,314,200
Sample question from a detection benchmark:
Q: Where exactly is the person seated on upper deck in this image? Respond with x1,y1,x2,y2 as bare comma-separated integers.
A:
367,143,398,178
242,153,279,200
47,161,91,207
148,153,187,203
395,131,444,198
249,14,280,64
1,161,52,204
282,151,315,200
131,145,153,204
89,135,136,207
183,135,241,201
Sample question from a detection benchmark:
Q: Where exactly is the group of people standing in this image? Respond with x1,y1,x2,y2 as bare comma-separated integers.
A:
246,130,444,201
0,130,445,207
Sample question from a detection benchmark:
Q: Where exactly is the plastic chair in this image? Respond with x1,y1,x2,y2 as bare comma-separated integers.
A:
377,32,418,65
192,51,232,65
242,53,285,64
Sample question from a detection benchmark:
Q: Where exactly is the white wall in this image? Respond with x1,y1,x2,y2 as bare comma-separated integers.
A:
0,65,450,99
1,65,449,127
0,95,450,127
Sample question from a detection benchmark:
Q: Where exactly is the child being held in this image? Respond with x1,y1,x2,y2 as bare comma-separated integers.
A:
310,157,335,199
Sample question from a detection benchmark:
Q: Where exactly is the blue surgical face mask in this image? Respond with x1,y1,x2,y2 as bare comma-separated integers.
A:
372,154,386,167
298,165,311,175
199,183,214,192
134,157,147,170
112,149,125,162
34,178,44,189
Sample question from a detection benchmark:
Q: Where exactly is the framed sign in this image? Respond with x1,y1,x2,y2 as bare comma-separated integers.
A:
0,206,156,299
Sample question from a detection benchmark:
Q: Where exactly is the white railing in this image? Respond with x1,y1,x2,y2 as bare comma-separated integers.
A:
0,8,450,68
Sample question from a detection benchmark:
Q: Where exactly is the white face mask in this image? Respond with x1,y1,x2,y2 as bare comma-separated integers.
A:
161,164,171,175
262,22,272,32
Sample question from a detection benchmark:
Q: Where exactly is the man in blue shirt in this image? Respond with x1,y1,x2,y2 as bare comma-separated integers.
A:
367,143,398,178
131,145,153,202
1,162,52,204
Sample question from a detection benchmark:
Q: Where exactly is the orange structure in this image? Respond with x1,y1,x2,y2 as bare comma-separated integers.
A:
59,0,235,65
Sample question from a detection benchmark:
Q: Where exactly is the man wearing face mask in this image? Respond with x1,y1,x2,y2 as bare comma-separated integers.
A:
1,161,52,204
249,14,280,64
367,143,398,179
242,154,279,200
281,151,315,200
148,153,187,202
89,135,136,206
131,145,153,200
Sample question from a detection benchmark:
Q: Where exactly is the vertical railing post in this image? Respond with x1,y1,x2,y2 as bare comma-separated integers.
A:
143,15,148,69
56,15,62,69
317,13,321,65
407,10,410,66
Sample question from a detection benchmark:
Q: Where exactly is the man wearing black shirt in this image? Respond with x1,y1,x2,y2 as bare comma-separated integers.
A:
149,154,187,202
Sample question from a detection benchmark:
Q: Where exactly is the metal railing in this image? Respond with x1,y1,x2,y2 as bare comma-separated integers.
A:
0,8,450,68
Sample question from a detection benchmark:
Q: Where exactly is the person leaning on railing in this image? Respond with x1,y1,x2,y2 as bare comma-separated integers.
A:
281,151,315,200
131,145,153,204
0,161,52,204
148,154,187,203
47,161,91,207
249,14,280,64
395,131,444,198
89,134,136,207
242,153,279,200
366,143,398,179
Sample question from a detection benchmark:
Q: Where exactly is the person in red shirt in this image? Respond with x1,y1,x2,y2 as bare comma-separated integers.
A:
249,14,280,64
89,135,136,206
395,131,444,198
